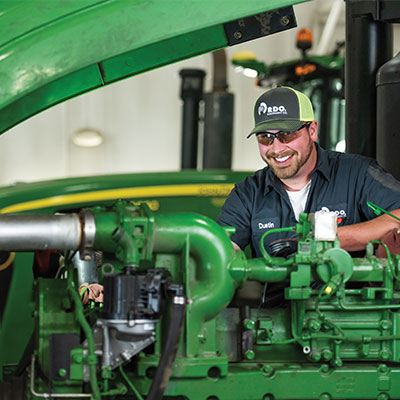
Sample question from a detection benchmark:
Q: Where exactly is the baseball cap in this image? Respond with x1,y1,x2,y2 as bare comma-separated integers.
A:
247,86,314,138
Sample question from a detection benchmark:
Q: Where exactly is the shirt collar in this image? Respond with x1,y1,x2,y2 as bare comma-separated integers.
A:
264,143,330,195
313,143,331,181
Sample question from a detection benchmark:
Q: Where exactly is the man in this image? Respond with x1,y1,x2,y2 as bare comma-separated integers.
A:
217,86,400,257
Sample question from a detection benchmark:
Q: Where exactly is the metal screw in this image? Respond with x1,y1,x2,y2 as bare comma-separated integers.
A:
58,368,67,377
377,393,389,400
234,31,243,40
378,364,388,374
262,364,274,377
308,319,321,332
380,320,391,330
331,358,343,368
320,364,330,374
72,354,83,363
319,394,331,400
280,15,290,26
322,349,333,361
244,350,255,360
310,351,321,362
379,349,391,360
198,333,206,344
243,319,255,330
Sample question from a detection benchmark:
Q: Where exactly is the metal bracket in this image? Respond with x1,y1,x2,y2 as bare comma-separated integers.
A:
30,355,91,398
223,6,297,47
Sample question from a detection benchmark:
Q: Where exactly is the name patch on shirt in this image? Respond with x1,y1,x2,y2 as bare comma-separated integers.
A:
259,222,275,229
254,217,280,231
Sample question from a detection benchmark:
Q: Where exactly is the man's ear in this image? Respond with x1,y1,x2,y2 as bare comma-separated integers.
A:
309,120,318,142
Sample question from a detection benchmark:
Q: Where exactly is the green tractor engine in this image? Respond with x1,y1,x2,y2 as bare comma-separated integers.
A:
1,202,400,399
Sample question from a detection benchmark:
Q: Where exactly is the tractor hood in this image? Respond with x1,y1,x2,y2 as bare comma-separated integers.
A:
0,0,306,134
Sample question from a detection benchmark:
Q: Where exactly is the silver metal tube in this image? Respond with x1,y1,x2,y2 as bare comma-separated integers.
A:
102,323,111,367
0,214,81,251
72,252,98,285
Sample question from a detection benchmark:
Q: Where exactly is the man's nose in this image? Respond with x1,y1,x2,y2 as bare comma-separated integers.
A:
269,137,287,152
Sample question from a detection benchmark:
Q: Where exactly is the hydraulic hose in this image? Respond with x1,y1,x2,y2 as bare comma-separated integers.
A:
67,265,101,400
259,227,296,265
146,295,186,400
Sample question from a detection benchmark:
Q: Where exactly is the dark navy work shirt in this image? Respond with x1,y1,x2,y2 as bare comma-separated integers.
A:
217,144,400,257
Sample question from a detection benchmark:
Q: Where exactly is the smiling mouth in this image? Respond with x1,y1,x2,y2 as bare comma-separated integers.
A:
271,154,294,164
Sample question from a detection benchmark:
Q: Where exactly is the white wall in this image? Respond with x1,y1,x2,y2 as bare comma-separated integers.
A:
0,1,347,186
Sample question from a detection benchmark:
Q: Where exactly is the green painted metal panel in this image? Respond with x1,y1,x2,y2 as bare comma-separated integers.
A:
0,65,104,134
101,25,225,83
0,170,250,215
0,0,308,134
0,253,34,381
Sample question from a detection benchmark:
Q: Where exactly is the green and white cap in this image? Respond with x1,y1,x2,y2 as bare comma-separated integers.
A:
247,86,314,138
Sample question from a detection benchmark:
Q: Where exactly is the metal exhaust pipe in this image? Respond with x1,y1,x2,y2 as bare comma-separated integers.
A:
0,211,95,255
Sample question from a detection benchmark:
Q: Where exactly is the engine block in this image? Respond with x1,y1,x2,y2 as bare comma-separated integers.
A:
1,201,400,400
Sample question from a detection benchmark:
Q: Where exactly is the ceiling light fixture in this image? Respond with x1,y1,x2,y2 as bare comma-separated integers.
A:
72,128,104,148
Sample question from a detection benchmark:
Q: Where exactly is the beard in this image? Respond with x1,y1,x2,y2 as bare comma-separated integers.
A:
265,136,314,179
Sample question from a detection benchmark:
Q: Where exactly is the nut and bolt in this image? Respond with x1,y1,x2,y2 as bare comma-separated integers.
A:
308,319,321,332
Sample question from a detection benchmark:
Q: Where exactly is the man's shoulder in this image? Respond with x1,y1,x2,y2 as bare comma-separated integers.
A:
321,148,375,169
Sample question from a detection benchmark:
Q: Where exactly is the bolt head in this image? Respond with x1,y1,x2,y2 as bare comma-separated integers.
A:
377,394,389,400
280,16,290,26
73,354,83,363
244,350,255,360
234,31,243,40
243,319,255,330
378,364,389,374
262,364,274,377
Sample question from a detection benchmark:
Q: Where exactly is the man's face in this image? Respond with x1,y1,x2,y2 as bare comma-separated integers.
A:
257,121,318,180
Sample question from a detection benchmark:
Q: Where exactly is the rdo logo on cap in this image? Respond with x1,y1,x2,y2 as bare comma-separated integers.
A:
258,102,287,116
258,102,267,115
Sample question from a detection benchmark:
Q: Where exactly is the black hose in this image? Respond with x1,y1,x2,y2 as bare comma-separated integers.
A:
146,296,186,400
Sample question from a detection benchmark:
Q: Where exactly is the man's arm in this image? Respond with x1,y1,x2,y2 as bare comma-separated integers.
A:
337,208,400,252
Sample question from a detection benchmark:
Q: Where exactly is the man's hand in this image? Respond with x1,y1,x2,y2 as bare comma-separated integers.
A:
232,241,242,251
337,208,400,252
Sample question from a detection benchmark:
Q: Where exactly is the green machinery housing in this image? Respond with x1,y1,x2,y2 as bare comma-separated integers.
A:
2,202,400,399
2,0,400,399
